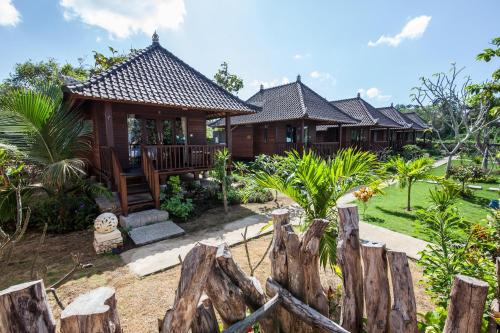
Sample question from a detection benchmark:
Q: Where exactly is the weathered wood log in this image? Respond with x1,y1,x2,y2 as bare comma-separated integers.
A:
60,287,120,333
361,241,390,333
387,251,418,333
216,244,276,333
191,296,220,333
160,242,217,333
488,299,500,333
266,278,349,333
336,204,364,333
223,294,281,333
270,209,291,332
205,262,246,328
444,274,489,333
0,280,56,333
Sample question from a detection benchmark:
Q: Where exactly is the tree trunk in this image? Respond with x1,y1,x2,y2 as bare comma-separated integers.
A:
406,180,412,211
222,181,228,214
336,204,364,333
445,154,453,176
205,263,246,328
444,275,489,333
60,287,120,333
387,251,418,333
0,280,56,333
191,296,220,333
160,242,217,333
361,241,390,333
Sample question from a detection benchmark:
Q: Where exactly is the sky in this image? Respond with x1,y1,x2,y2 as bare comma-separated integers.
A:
0,0,498,107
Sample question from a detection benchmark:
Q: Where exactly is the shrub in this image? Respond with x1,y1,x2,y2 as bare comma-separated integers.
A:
218,188,242,205
401,144,424,160
448,165,485,194
166,176,182,196
30,194,99,233
161,195,194,221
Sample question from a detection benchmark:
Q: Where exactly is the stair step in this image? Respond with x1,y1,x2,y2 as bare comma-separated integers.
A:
127,192,153,204
119,209,169,229
127,183,151,194
128,221,185,246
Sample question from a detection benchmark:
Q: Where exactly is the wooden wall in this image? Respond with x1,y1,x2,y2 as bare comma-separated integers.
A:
232,126,254,158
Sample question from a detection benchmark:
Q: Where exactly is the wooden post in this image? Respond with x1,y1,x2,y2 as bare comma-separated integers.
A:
205,264,246,328
225,114,232,155
336,204,364,333
387,251,418,333
0,280,56,333
361,241,390,333
444,275,489,333
60,287,120,333
191,296,220,333
160,243,218,333
104,102,114,147
338,124,342,150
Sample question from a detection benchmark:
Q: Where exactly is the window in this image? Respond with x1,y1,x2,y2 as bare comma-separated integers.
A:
175,117,187,144
373,130,386,142
264,125,268,143
350,129,361,142
303,125,309,144
286,125,297,143
326,127,339,142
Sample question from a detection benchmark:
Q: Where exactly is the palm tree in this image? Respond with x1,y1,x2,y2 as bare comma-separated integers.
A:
254,148,380,267
387,156,434,211
0,84,91,193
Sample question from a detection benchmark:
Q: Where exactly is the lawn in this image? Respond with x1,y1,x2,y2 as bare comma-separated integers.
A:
360,159,499,240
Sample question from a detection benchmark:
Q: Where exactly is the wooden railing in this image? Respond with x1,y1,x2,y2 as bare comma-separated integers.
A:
142,144,225,172
110,148,129,216
141,146,161,209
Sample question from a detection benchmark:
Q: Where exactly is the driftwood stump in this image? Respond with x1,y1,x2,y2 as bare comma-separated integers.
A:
216,244,276,333
337,204,364,333
191,296,220,333
0,280,56,333
160,242,217,333
387,251,418,333
444,275,489,333
205,263,246,328
60,287,120,333
361,241,390,333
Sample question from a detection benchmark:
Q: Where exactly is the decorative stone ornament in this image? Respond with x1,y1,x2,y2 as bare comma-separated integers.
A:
94,213,118,234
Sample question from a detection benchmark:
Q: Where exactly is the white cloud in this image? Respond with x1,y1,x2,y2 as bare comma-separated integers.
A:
368,15,431,47
358,87,391,101
96,36,102,42
310,71,336,84
251,76,290,89
0,0,21,27
293,53,311,60
59,0,186,39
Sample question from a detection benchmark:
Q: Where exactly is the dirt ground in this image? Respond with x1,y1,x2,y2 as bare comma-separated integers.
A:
1,197,434,332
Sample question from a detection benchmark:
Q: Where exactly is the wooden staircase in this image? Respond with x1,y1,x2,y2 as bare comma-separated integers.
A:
125,173,155,213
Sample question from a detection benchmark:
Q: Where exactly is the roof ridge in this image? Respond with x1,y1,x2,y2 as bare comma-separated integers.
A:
296,82,307,116
358,98,378,124
330,96,359,103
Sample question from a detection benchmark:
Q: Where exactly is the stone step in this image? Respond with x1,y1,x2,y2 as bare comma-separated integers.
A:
119,209,169,229
128,221,185,246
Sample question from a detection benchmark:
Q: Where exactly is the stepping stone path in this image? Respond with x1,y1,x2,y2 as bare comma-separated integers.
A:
488,187,500,192
119,209,185,246
467,185,483,190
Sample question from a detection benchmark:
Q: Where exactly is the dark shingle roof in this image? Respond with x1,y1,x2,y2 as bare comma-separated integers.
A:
330,97,401,128
402,112,430,130
210,80,358,126
64,36,255,115
378,106,412,129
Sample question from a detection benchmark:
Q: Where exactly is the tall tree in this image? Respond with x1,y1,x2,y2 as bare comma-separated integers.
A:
412,63,498,174
213,62,244,95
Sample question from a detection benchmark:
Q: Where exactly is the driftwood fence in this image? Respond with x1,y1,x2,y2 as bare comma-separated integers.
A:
0,204,496,333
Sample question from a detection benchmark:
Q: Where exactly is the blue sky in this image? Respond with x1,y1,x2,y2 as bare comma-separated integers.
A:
0,0,498,106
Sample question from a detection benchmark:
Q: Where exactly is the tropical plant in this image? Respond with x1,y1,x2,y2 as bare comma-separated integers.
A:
213,62,244,94
386,156,434,211
254,148,380,267
212,148,231,213
448,164,485,194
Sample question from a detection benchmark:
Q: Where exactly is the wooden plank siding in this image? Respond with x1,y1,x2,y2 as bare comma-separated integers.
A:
232,126,253,158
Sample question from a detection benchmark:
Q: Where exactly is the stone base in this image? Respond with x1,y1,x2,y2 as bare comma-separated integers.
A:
93,229,123,254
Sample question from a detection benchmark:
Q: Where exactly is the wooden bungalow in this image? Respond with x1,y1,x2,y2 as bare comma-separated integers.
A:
316,94,402,151
63,33,256,215
210,76,359,159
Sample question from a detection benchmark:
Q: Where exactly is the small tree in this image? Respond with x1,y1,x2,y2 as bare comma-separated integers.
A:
213,62,244,95
387,156,434,211
213,148,231,213
448,165,485,194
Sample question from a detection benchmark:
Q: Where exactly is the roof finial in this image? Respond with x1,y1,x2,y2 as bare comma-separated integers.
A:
357,92,361,99
152,31,159,44
391,102,394,107
296,74,301,82
260,84,264,91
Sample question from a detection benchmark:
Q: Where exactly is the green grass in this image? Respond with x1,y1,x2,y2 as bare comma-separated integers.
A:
359,160,499,240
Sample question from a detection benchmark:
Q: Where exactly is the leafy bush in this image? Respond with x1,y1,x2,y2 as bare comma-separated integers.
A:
401,144,425,160
166,176,182,196
218,188,242,205
448,165,485,194
30,194,99,233
237,179,273,204
417,307,447,333
161,195,194,221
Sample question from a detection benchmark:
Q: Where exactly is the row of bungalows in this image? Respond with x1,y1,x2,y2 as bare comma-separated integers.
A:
211,75,430,159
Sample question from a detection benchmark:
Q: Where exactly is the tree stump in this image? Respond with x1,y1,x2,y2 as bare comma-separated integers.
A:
336,204,364,333
387,251,418,333
361,241,390,333
444,275,489,333
160,242,217,333
60,287,120,333
205,263,246,328
0,280,56,333
191,296,220,333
